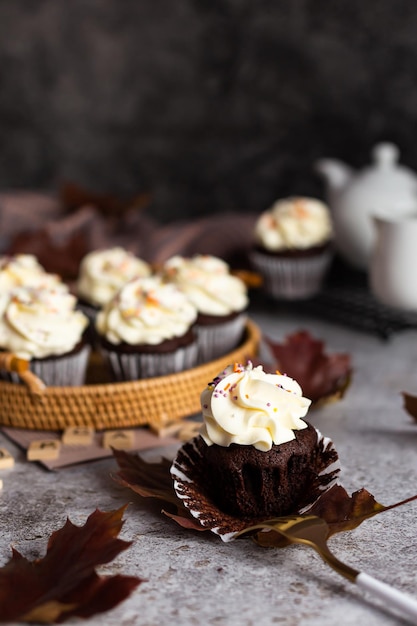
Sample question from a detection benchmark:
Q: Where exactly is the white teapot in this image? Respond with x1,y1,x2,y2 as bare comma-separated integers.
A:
315,142,417,269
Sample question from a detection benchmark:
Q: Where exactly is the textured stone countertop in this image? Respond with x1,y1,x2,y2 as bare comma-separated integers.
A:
1,305,417,626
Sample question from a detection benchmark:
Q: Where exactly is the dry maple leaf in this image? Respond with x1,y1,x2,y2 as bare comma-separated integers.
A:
401,391,417,424
112,449,417,545
60,181,152,218
0,506,142,624
263,330,352,404
248,487,417,548
112,449,203,532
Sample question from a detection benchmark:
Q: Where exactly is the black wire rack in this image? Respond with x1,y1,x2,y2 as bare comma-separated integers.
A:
251,256,417,340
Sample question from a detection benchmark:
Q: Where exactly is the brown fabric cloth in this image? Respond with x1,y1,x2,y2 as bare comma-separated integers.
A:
1,190,257,279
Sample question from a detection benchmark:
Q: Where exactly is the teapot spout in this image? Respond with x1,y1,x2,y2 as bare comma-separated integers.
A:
315,158,353,191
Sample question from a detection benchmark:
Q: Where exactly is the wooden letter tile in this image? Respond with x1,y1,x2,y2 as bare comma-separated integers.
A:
27,440,61,461
102,430,135,450
178,421,202,442
0,448,14,469
149,421,183,438
62,426,94,446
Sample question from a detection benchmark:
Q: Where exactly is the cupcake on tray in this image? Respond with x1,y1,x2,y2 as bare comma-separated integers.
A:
251,196,333,300
162,254,249,364
171,361,340,541
95,275,198,381
0,286,90,387
0,254,68,292
76,247,152,321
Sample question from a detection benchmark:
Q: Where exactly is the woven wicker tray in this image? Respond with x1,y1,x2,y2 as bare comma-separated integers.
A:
0,319,260,431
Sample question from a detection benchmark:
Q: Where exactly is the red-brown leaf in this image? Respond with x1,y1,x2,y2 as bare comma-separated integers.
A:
401,391,417,423
248,486,417,547
264,330,352,404
112,449,204,532
0,506,142,623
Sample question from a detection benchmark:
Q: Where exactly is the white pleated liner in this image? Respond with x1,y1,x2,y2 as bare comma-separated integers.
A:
251,249,333,300
103,340,198,381
0,346,90,387
29,345,91,387
195,313,247,364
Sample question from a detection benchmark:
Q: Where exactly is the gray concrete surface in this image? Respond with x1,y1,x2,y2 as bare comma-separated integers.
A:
0,307,416,625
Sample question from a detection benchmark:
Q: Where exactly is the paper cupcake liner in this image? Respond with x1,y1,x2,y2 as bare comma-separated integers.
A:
171,427,341,542
29,345,91,387
195,313,247,364
102,340,198,381
76,301,99,325
0,346,91,387
76,302,100,348
0,371,20,385
250,249,333,300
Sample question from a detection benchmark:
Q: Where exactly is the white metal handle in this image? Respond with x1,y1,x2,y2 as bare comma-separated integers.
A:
357,572,417,623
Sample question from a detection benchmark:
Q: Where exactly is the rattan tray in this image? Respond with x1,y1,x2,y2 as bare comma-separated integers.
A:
0,319,260,431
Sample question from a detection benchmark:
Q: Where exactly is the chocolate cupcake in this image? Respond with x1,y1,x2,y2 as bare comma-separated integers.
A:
76,247,152,321
200,421,321,519
0,254,67,292
95,275,198,380
162,255,248,363
0,286,90,387
171,362,340,540
251,197,334,300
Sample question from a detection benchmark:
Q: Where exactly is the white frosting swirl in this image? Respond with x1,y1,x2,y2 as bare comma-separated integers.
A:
96,276,197,346
255,197,333,251
163,255,248,316
200,362,311,451
0,254,66,292
0,287,89,360
77,247,151,307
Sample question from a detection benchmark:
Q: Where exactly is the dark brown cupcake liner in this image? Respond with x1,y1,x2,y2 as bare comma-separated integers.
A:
171,427,341,542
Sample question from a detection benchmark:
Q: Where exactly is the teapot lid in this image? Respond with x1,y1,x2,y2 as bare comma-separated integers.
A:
371,142,399,166
359,142,417,193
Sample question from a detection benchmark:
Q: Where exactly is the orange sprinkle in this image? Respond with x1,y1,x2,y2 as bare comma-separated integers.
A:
275,369,282,376
245,394,249,399
294,201,308,219
146,294,159,306
233,363,240,372
224,383,230,391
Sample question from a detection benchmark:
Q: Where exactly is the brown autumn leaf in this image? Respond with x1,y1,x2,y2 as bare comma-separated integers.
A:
112,449,204,533
401,391,417,424
263,330,352,404
60,181,152,218
9,228,89,281
246,487,417,548
0,506,142,623
112,449,417,545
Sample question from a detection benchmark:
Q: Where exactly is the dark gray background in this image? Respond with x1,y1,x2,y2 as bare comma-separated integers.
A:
1,0,416,222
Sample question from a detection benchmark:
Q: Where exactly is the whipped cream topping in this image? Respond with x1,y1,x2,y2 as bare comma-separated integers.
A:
162,255,248,316
96,276,197,346
0,287,89,360
77,247,152,307
200,362,311,451
255,196,333,251
0,254,66,292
